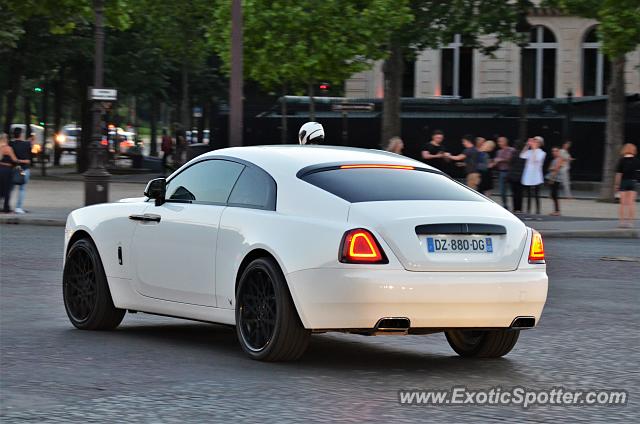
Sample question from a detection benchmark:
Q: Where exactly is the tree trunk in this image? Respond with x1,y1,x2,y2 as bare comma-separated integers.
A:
307,83,315,121
23,95,31,137
599,55,626,202
53,67,65,165
382,41,404,146
150,95,158,157
281,84,288,144
180,64,190,128
4,48,23,135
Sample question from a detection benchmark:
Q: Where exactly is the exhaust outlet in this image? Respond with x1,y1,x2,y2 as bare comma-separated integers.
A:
511,316,536,329
373,317,410,335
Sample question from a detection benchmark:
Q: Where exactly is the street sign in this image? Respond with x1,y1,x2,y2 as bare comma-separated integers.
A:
192,107,203,118
89,88,118,101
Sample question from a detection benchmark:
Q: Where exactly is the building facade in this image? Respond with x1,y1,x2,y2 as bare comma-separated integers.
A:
345,11,640,100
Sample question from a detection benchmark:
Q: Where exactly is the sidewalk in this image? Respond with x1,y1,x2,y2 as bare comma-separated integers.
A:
0,178,638,238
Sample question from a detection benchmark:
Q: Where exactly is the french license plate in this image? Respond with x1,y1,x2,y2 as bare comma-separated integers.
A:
426,236,493,253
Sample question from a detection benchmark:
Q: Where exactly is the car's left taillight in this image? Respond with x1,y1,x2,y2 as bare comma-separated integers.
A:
528,230,545,264
339,228,388,264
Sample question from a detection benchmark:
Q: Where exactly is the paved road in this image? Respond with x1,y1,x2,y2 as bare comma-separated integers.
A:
1,225,638,422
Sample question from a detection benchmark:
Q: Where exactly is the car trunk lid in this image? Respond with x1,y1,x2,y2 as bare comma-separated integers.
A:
348,200,527,272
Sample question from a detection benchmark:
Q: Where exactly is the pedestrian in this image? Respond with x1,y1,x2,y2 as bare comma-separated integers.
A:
385,136,404,155
161,129,173,174
508,140,526,213
614,143,639,228
446,135,481,190
9,127,32,214
0,133,19,213
174,126,186,167
493,136,516,208
546,147,564,216
559,140,573,198
477,140,495,196
421,129,447,171
520,136,546,215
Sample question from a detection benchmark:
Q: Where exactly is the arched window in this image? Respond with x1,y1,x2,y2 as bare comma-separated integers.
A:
523,26,557,99
582,27,610,96
440,34,473,98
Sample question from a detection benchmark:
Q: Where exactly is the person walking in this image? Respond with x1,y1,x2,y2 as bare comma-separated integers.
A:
385,137,404,155
477,140,495,195
447,135,481,190
520,136,546,215
161,129,173,174
9,127,32,214
559,140,573,198
508,140,526,213
493,136,515,208
546,147,565,216
614,143,639,228
421,130,447,171
0,133,19,213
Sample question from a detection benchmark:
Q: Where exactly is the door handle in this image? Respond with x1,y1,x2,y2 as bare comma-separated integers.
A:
129,213,161,223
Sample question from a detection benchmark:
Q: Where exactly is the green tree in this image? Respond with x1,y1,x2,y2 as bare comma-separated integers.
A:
547,0,640,201
212,0,412,125
379,0,523,144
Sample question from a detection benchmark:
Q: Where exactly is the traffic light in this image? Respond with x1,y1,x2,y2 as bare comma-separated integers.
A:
34,87,43,93
319,83,330,93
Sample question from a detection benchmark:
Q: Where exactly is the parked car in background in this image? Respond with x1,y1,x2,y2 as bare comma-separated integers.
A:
55,125,81,153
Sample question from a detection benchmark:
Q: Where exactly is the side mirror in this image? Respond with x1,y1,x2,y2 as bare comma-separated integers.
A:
144,178,166,206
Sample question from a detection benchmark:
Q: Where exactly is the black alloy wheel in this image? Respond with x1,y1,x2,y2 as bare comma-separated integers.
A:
236,257,310,361
63,238,125,330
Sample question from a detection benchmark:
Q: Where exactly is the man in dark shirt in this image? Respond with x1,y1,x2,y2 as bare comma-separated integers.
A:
421,129,448,171
447,135,481,190
9,127,32,214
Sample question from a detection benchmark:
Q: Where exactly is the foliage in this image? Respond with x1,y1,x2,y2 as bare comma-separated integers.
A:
211,0,412,93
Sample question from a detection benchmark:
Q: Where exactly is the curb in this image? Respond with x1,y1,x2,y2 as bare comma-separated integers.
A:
2,216,638,239
0,216,67,227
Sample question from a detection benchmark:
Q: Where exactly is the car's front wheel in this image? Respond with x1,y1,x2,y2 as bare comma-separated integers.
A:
445,329,519,358
63,238,125,330
235,257,310,361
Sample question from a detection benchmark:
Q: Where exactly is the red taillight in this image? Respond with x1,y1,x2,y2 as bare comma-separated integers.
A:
100,139,108,146
340,229,387,264
528,230,545,264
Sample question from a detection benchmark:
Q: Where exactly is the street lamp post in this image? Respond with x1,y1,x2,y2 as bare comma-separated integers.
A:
229,0,243,147
84,0,110,205
565,89,573,141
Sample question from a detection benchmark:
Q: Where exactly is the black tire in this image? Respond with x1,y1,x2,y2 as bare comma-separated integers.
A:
63,238,125,330
235,257,310,361
445,329,519,358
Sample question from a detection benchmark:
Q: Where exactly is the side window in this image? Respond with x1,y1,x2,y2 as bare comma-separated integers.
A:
165,160,244,204
228,166,276,210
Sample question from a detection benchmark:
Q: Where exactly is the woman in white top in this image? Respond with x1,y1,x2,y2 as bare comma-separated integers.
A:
520,136,546,214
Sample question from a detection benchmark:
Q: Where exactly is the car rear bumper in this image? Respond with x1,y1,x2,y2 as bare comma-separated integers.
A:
286,267,548,330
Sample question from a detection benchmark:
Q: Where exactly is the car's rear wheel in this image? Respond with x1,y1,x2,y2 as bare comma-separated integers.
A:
235,257,310,361
445,329,519,358
63,238,125,330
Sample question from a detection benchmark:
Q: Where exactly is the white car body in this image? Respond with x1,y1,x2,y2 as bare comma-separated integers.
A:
65,145,547,334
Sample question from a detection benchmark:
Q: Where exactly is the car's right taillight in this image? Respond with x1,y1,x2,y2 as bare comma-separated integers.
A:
528,230,545,264
340,228,388,264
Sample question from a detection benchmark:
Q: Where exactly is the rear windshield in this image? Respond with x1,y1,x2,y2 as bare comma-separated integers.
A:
300,168,485,203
